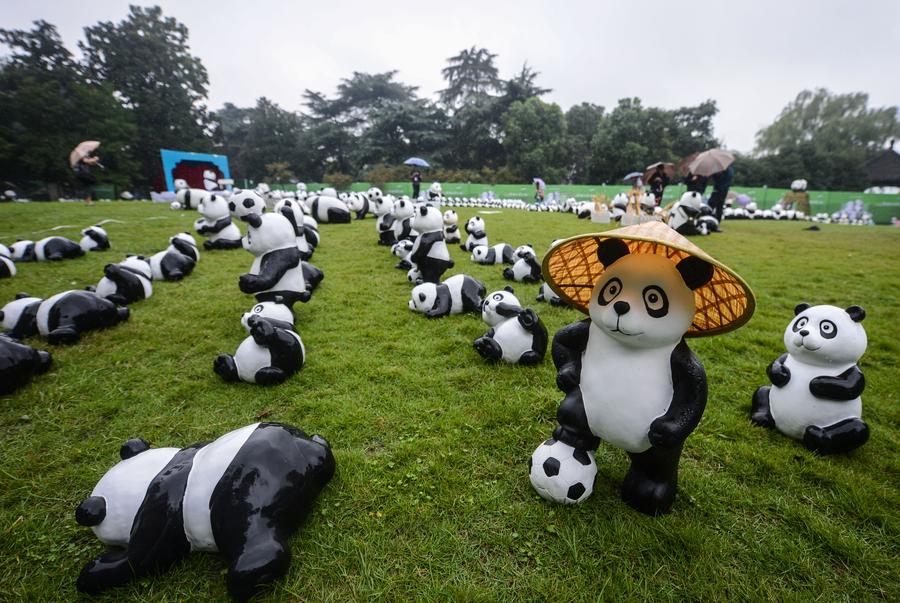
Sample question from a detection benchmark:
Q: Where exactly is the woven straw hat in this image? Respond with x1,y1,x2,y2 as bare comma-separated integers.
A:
543,221,755,337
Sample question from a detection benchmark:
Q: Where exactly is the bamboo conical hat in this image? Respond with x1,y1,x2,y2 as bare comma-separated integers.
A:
542,221,755,337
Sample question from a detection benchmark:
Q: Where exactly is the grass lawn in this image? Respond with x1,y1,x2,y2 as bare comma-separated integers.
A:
1,201,898,601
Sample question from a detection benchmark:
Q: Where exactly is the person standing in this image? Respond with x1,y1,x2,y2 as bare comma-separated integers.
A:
684,171,708,195
647,165,670,205
707,164,734,222
411,169,422,199
73,153,101,205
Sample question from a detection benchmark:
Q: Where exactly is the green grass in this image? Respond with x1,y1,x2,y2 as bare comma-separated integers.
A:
1,201,898,602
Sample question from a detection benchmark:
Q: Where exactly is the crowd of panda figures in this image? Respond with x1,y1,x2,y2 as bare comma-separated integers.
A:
0,185,871,601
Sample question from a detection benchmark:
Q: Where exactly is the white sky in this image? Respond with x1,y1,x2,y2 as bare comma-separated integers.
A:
2,0,898,152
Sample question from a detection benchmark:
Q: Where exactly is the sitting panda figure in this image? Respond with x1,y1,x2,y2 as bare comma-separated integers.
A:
391,240,414,270
149,233,199,281
473,287,548,365
195,194,242,250
301,262,324,295
1,294,43,338
460,216,487,251
443,210,461,244
240,213,308,305
428,181,443,202
274,198,314,261
751,303,869,454
408,274,485,318
373,197,396,246
35,290,129,344
308,193,351,224
79,226,110,252
471,243,514,265
408,205,452,284
214,299,305,385
94,256,153,306
228,190,266,220
366,187,383,217
10,240,36,262
667,191,706,236
0,334,52,395
175,188,209,210
536,282,565,306
74,422,334,599
345,192,370,220
0,245,14,278
503,245,542,283
34,236,85,261
391,199,417,242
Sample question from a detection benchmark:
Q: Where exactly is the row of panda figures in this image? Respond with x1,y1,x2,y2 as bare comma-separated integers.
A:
0,184,873,601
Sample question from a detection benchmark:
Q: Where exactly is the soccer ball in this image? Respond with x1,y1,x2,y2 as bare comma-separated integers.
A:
229,190,266,219
529,438,597,505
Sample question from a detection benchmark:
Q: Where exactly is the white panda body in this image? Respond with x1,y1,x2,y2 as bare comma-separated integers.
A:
0,255,15,277
770,358,860,440
232,331,304,384
248,255,305,298
492,317,535,363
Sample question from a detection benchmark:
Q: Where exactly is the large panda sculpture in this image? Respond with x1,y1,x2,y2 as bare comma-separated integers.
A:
308,193,351,224
34,236,85,261
1,294,43,338
0,334,52,394
79,226,111,252
471,243,514,265
239,213,308,305
35,290,129,344
408,205,451,284
74,422,335,600
149,233,199,281
408,274,485,318
442,210,461,244
94,256,153,306
503,245,542,283
373,197,396,246
473,287,547,365
751,303,869,454
0,245,14,278
460,216,487,252
214,299,305,385
195,194,242,250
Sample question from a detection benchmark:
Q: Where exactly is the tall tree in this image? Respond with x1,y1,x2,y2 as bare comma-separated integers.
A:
502,97,567,182
439,46,501,109
564,103,604,183
80,5,212,185
502,63,552,104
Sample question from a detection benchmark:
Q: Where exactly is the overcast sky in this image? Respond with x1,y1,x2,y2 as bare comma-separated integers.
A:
3,0,898,152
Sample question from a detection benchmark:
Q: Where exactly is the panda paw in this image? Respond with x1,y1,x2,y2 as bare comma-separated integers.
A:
648,417,685,448
529,439,596,505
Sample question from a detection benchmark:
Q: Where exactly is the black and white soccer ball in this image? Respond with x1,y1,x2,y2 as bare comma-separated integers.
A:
229,190,266,219
529,438,597,505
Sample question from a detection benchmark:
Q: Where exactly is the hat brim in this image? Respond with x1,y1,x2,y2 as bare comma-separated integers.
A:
542,221,755,337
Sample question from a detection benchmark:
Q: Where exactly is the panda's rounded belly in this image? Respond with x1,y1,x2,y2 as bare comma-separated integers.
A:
211,222,240,242
235,337,273,382
769,358,862,440
95,278,117,299
494,318,531,362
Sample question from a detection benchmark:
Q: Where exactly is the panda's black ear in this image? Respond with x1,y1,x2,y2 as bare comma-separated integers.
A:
15,292,31,299
597,238,629,267
183,231,190,235
845,305,865,322
242,214,263,228
794,302,811,316
504,285,515,293
75,496,106,527
675,256,714,290
120,438,150,460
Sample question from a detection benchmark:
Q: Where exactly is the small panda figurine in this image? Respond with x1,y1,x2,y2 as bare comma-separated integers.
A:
0,334,52,394
391,240,414,270
668,192,706,236
698,205,720,233
345,192,370,220
391,199,417,242
34,236,85,261
274,198,314,261
74,422,334,599
408,274,485,318
79,226,110,252
1,294,43,338
0,245,14,278
473,287,548,365
94,256,153,305
373,197,396,246
35,290,130,344
752,303,869,454
536,282,565,306
308,193,351,224
471,243,514,265
214,299,305,385
460,216,487,251
228,190,266,220
195,193,242,250
175,187,207,210
10,240,36,262
443,210,461,244
149,233,199,281
428,181,442,201
503,245,542,283
409,205,451,284
239,213,308,305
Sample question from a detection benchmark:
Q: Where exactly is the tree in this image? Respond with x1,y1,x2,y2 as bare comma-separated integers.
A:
80,5,212,185
564,103,604,183
439,47,501,110
502,63,551,105
502,98,567,182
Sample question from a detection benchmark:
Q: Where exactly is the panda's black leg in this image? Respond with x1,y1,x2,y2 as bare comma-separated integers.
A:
473,333,502,361
750,386,775,428
225,531,290,601
518,350,542,366
395,259,412,270
621,444,683,516
802,418,870,455
76,550,135,594
553,389,601,451
47,327,80,345
36,350,52,373
213,354,240,382
203,240,215,250
502,267,514,281
254,367,288,386
327,209,351,224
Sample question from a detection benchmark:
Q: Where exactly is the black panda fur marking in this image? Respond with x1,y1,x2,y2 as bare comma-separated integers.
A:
238,247,301,295
120,438,151,459
40,237,84,261
459,276,486,313
0,334,52,394
427,284,452,317
597,238,629,267
410,231,451,284
170,237,199,262
483,248,496,264
199,216,234,235
395,217,414,242
86,229,110,249
248,316,305,383
501,245,515,264
159,251,195,281
0,257,13,278
809,366,865,400
675,256,714,290
17,242,36,262
205,237,243,250
378,215,396,246
355,197,369,220
44,291,129,345
2,299,41,339
102,264,148,305
301,262,324,293
517,309,549,365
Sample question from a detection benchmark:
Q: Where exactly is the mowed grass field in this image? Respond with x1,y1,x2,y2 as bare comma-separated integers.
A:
1,201,898,602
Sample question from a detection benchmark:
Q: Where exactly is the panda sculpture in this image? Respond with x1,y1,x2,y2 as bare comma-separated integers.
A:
175,188,207,210
34,236,85,261
308,193,351,224
94,256,153,306
471,243,514,265
9,240,36,262
408,205,452,284
392,240,414,270
667,192,706,236
473,287,547,365
239,213,308,305
1,294,43,338
443,210,461,244
274,199,313,261
697,205,720,234
408,274,485,318
228,190,266,220
0,334,52,395
149,233,199,281
35,290,130,344
503,245,542,283
214,299,305,385
460,216,487,252
536,282,565,306
751,303,869,454
80,226,111,252
0,246,14,278
74,422,335,600
195,194,242,250
374,197,396,246
391,199,417,242
346,192,370,220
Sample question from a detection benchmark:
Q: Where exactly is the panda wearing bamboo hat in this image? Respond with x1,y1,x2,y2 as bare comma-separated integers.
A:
528,221,755,514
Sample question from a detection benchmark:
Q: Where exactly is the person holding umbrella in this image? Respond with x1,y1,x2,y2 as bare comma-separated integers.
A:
645,162,673,206
686,149,735,223
403,157,430,199
533,178,546,203
70,140,102,205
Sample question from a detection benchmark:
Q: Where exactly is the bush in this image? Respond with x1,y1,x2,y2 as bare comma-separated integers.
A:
323,171,354,191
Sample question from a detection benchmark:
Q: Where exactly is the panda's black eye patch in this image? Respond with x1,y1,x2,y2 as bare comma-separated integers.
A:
792,316,809,332
493,294,503,301
642,286,669,318
598,278,622,305
243,198,255,208
819,320,837,339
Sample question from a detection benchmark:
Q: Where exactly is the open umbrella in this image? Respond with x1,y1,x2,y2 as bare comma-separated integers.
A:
403,157,430,168
69,140,100,167
532,177,546,190
678,152,699,176
643,162,675,183
687,149,734,177
622,171,643,183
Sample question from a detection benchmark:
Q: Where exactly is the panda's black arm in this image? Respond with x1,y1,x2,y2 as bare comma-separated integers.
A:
518,309,548,353
170,238,196,258
470,229,486,239
526,255,542,278
495,302,523,318
194,219,210,234
552,319,590,392
239,247,301,293
380,215,395,230
410,232,437,265
76,550,135,594
767,353,791,387
809,366,865,400
279,206,300,234
206,217,233,234
649,340,708,448
445,224,458,233
425,292,451,318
